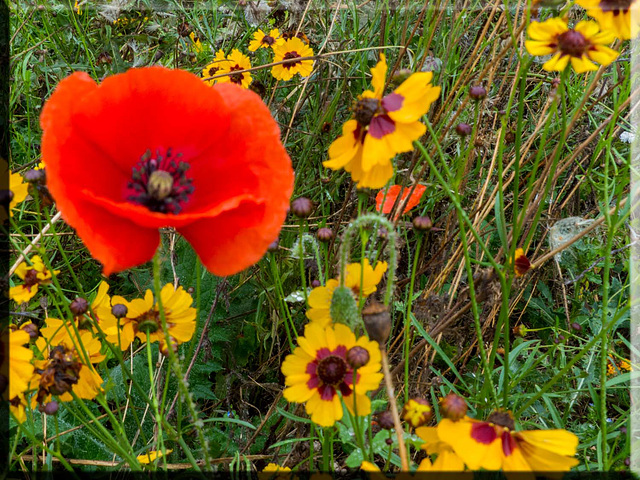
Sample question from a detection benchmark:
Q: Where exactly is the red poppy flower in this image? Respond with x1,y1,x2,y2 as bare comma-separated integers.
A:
375,184,426,220
40,67,293,276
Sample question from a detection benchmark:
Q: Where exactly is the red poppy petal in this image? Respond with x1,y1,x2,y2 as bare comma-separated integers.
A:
179,202,275,277
376,185,401,214
401,184,427,214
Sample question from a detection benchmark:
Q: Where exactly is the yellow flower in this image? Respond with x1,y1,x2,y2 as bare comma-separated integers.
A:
249,28,285,51
513,248,533,277
416,425,467,471
262,463,291,472
525,18,619,73
36,317,107,365
10,394,28,423
359,461,381,471
102,283,196,351
402,398,432,428
74,0,81,15
8,328,34,401
271,37,314,81
306,259,387,327
215,49,253,89
10,255,60,304
137,449,173,464
576,0,640,39
435,412,579,471
32,331,104,405
202,50,229,86
189,32,203,53
281,323,383,427
324,54,440,189
1,159,29,222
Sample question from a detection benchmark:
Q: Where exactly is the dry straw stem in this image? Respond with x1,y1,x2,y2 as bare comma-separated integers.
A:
380,346,409,471
9,210,62,276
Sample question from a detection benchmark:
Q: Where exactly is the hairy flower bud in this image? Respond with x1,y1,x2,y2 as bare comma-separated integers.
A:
439,393,468,421
329,286,359,327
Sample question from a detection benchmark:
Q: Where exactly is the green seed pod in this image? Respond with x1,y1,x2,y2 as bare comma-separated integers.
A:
329,286,359,327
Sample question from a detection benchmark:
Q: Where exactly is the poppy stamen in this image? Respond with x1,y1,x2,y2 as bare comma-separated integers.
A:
127,148,194,214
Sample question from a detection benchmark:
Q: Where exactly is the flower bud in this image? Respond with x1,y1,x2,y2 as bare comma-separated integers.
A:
402,398,432,428
439,393,467,421
43,401,59,416
267,239,279,252
21,322,39,340
385,437,393,446
512,324,527,337
412,216,433,232
310,279,321,288
571,322,582,331
316,227,333,242
24,168,46,184
291,197,313,218
455,123,472,136
469,85,487,100
377,410,395,430
69,297,89,316
363,301,391,345
329,286,359,328
347,346,370,369
111,303,128,318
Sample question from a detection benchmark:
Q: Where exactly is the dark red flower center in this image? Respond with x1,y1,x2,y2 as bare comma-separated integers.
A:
229,65,245,85
317,355,348,385
557,30,589,57
23,268,39,287
354,98,381,126
262,35,275,46
283,51,301,69
208,66,220,76
127,149,194,214
599,0,631,13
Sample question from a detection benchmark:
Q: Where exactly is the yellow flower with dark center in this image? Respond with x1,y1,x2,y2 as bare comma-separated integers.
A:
8,328,34,401
271,37,314,81
202,50,229,86
249,28,285,51
525,18,619,73
137,449,173,464
10,394,28,423
435,412,579,471
32,332,104,405
281,323,383,427
189,32,203,53
1,159,29,222
402,398,432,428
324,54,441,189
416,425,467,471
306,259,387,327
10,255,60,304
513,248,533,277
102,283,196,351
215,49,253,89
577,0,640,39
36,318,107,365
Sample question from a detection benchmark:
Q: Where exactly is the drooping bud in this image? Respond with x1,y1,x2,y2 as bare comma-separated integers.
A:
512,324,527,337
439,393,468,421
43,401,59,415
69,297,89,316
329,286,359,327
347,346,370,369
412,216,433,232
377,410,395,430
469,85,487,100
363,301,391,345
310,279,321,288
402,398,432,428
291,197,314,218
571,322,582,331
111,303,128,319
316,227,334,242
455,123,473,136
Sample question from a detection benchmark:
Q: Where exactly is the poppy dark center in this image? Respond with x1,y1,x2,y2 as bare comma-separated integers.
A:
317,355,348,385
127,148,194,214
557,30,589,57
283,51,301,69
354,97,381,126
599,0,631,12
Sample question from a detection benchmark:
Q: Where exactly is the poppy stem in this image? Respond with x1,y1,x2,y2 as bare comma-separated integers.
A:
380,346,409,471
